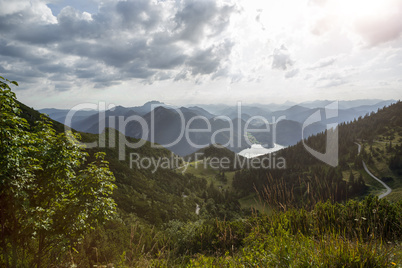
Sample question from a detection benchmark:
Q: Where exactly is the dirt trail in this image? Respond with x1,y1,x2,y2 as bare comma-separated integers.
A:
355,142,392,199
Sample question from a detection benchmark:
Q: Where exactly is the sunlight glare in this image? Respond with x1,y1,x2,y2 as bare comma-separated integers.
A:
335,0,390,20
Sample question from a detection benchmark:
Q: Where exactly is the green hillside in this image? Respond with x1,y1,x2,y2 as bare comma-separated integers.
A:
16,101,243,226
1,77,401,267
232,101,402,211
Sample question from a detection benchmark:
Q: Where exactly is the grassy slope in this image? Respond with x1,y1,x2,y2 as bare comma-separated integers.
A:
16,99,402,266
182,160,235,190
74,102,402,266
361,132,402,202
338,123,402,202
183,144,270,212
19,104,217,225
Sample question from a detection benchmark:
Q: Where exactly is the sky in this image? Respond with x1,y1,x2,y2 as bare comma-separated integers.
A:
0,0,401,109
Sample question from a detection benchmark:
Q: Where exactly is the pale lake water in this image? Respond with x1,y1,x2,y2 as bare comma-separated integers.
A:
238,143,286,158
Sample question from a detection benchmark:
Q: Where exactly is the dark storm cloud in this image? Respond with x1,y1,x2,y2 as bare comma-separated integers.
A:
174,0,235,43
146,44,187,69
48,73,69,82
188,48,220,75
0,0,237,90
57,7,101,38
93,81,121,89
54,82,75,91
12,68,43,79
0,10,31,33
75,68,97,79
0,56,43,84
0,40,50,65
37,63,71,74
15,24,61,44
47,0,99,16
115,0,160,30
0,41,31,58
58,39,148,67
122,61,157,79
187,40,233,76
174,70,189,81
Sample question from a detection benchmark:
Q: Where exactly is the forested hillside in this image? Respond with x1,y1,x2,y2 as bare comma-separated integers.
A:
1,77,401,267
232,101,402,211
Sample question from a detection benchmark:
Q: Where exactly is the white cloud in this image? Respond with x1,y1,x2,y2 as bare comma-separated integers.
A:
285,68,299,79
0,0,239,88
272,45,294,70
315,71,350,88
355,15,402,47
0,0,401,108
308,56,336,69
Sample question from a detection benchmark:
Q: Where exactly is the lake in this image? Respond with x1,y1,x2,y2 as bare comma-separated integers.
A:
238,143,286,158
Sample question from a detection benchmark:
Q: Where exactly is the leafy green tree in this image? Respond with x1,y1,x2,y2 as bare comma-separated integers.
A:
0,77,117,267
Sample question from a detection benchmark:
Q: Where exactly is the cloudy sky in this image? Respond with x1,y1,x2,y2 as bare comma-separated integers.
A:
1,0,401,109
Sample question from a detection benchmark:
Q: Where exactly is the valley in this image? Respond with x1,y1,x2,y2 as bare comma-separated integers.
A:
41,99,395,157
2,0,402,266
1,77,401,267
238,143,286,158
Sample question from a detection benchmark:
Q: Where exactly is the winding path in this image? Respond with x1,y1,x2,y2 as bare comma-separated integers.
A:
354,142,392,199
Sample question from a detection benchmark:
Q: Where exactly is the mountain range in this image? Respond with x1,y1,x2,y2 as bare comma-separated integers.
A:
9,91,402,266
40,99,396,156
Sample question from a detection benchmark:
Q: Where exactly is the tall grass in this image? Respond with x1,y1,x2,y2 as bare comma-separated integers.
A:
68,196,401,267
257,173,349,211
185,196,401,267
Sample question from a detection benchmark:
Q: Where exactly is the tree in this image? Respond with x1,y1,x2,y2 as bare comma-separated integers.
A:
348,169,355,183
387,140,393,153
0,77,117,267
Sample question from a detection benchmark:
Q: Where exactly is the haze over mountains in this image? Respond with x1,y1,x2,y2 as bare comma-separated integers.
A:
41,99,396,156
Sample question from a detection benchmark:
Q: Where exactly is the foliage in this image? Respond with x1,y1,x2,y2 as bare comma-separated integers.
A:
389,144,402,175
2,76,401,267
164,218,250,256
0,77,117,267
232,102,402,209
185,143,246,171
185,196,401,268
65,196,401,267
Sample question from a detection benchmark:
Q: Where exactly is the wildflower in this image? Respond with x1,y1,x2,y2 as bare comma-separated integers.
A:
361,217,367,220
354,218,359,221
372,209,376,213
391,262,396,266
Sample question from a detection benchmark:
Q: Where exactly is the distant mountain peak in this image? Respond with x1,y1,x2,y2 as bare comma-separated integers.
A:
144,100,164,105
283,100,297,105
188,105,204,110
288,104,309,110
152,105,170,112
